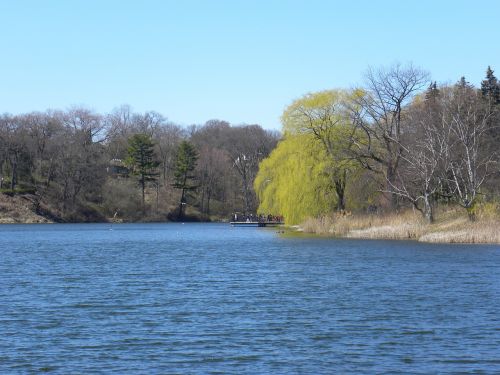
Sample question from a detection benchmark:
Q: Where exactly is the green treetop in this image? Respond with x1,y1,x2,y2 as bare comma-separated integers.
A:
481,66,500,105
281,89,362,211
254,133,335,225
125,133,160,214
173,140,198,220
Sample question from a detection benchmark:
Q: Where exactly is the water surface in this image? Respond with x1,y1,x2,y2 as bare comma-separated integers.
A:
0,223,499,373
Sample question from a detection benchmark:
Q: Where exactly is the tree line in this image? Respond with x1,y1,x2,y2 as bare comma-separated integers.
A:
0,106,278,222
255,64,500,224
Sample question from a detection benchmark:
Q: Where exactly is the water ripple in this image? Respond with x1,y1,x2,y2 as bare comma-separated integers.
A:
0,223,499,374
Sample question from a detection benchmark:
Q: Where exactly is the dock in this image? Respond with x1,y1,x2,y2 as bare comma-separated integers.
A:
230,221,284,227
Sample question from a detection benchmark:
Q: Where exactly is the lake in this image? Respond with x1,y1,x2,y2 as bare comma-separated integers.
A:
0,223,499,374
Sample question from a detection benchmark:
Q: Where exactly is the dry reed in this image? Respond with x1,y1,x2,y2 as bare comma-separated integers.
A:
299,205,500,244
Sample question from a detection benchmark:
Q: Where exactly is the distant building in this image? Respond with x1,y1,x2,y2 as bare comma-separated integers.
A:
107,159,129,177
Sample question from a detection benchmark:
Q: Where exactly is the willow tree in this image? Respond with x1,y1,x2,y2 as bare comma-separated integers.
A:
254,133,335,225
281,89,361,211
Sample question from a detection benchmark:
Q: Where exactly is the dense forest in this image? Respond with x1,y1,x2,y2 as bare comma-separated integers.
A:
255,64,500,225
0,107,278,222
1,64,499,225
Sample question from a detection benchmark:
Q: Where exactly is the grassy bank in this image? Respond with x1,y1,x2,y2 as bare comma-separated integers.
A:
299,206,500,244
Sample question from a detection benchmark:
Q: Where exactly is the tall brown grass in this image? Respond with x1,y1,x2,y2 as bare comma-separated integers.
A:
299,204,500,243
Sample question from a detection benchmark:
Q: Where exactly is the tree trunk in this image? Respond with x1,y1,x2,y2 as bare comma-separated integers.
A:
334,171,346,211
0,158,4,189
423,195,434,223
200,186,205,214
242,173,251,216
10,158,17,191
244,187,251,215
45,158,55,188
141,174,145,215
178,172,189,220
207,192,211,216
386,165,399,210
466,204,476,222
178,189,185,220
156,183,159,214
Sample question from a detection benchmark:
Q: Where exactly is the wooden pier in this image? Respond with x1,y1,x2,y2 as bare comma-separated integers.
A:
230,221,284,227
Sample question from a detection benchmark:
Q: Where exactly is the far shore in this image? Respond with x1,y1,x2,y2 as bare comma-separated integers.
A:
2,192,499,245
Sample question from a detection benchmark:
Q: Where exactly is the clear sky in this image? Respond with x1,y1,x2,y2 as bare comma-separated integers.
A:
0,0,499,130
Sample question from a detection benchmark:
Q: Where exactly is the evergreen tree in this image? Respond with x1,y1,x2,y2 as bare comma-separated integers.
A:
173,141,198,219
481,66,500,104
457,76,472,89
480,66,500,147
425,81,440,100
125,133,159,214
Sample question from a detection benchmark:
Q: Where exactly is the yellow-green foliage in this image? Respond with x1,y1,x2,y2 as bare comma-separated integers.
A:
281,89,363,135
254,133,335,225
255,89,372,224
282,90,345,134
281,89,363,175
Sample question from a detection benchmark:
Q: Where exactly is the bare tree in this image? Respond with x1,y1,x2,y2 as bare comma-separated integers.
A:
0,114,31,191
195,146,228,215
350,63,430,208
387,88,451,222
191,120,238,215
387,81,498,222
132,111,165,137
154,122,183,183
443,82,497,220
51,109,107,216
224,125,278,215
106,105,134,159
63,107,107,144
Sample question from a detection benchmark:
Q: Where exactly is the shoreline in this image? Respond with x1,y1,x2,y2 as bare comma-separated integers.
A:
292,210,500,244
1,218,499,244
0,192,229,224
2,192,499,244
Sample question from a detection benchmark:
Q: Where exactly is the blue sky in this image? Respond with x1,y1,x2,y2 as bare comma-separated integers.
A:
0,0,498,130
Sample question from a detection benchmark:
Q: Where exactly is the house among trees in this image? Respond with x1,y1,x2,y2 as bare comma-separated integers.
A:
107,159,129,177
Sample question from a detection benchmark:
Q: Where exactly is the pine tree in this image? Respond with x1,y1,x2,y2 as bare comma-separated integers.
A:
173,141,198,219
125,133,160,214
425,81,440,100
457,76,472,89
481,66,500,104
480,66,500,146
